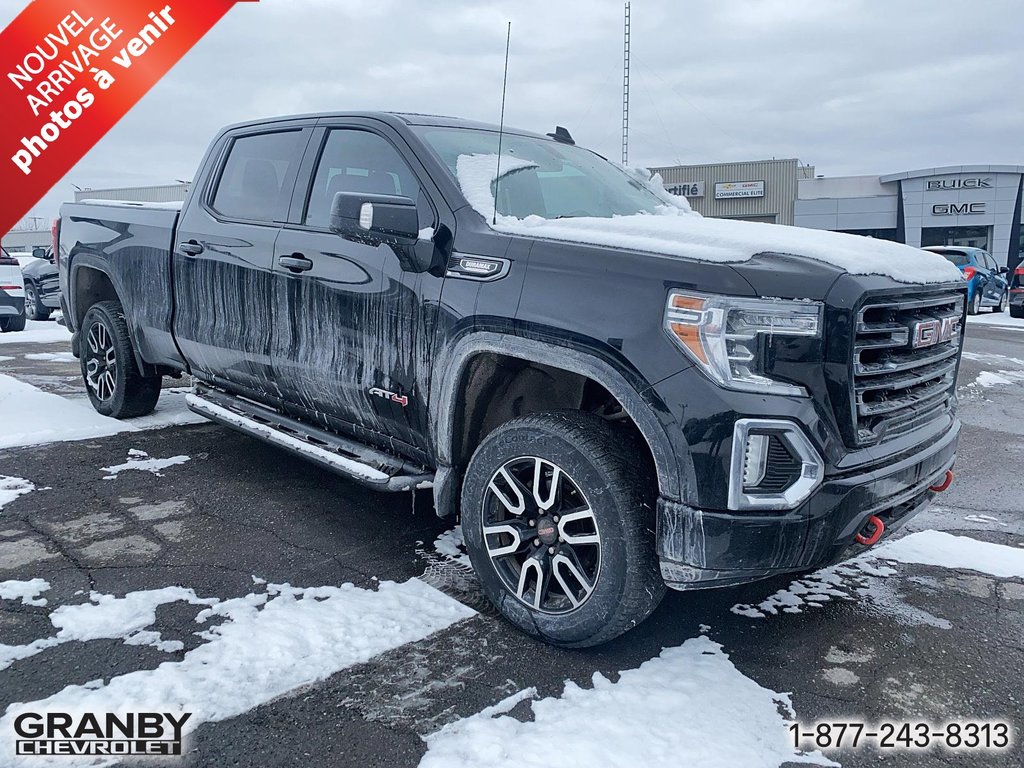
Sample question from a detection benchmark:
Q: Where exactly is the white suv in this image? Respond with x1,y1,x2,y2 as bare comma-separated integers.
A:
0,247,27,333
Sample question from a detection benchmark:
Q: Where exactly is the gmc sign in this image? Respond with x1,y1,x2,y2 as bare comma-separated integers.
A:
932,202,986,216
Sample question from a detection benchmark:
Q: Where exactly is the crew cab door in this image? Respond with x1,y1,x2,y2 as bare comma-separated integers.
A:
271,121,446,455
173,124,311,403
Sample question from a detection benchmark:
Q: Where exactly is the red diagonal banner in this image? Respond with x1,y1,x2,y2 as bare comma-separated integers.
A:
0,0,256,234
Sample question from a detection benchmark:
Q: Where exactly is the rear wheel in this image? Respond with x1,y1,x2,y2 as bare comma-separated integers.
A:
80,300,161,418
24,283,51,321
968,290,981,315
992,291,1007,313
462,411,665,647
0,315,26,332
1011,305,1024,319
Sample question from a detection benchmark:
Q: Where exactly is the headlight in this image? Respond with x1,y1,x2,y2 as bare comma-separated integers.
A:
664,291,822,396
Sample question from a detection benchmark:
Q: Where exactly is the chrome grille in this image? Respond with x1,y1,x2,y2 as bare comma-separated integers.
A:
852,292,963,444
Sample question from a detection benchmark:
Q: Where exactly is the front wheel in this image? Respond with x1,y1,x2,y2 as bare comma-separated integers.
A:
24,283,51,321
80,300,162,418
461,411,665,647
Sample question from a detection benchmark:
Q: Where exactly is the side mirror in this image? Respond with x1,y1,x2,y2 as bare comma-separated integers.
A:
32,247,46,259
329,192,419,246
998,265,1009,275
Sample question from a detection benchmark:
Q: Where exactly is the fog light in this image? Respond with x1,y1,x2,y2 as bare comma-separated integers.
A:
742,434,769,489
729,419,823,511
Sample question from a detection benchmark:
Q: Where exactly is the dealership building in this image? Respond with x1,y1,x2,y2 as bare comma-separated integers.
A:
651,161,1024,269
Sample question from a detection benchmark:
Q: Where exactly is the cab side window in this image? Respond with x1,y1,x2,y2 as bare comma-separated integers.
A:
305,129,420,228
211,131,303,222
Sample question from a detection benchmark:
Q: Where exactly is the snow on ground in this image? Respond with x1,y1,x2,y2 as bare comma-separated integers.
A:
975,370,1024,387
966,313,1024,331
0,586,214,671
732,530,1024,623
0,578,50,607
0,375,204,450
420,634,833,768
0,320,70,345
433,525,471,567
877,530,1024,579
101,448,191,479
0,579,476,767
454,153,962,285
22,351,77,363
0,475,35,510
0,356,12,363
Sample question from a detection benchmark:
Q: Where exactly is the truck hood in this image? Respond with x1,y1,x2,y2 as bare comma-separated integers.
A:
488,210,963,286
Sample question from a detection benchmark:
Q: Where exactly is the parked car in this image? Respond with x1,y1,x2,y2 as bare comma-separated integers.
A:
923,246,1009,315
57,112,966,647
21,247,60,321
0,247,27,332
1010,264,1024,318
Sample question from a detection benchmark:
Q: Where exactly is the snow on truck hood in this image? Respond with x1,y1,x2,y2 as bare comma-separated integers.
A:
455,154,963,285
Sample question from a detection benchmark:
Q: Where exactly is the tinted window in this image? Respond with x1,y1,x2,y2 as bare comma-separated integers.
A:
982,252,998,270
212,131,303,222
305,130,420,227
939,251,971,267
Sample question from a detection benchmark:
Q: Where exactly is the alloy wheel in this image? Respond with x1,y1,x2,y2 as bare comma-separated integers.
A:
24,286,36,318
85,321,118,401
482,456,601,614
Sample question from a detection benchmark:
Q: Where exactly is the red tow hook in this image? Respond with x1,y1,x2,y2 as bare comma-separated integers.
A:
855,515,885,546
929,469,954,493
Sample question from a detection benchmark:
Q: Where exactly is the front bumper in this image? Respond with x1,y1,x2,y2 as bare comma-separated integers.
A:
657,418,959,589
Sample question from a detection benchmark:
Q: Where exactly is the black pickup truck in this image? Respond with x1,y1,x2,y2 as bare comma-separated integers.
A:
58,112,967,646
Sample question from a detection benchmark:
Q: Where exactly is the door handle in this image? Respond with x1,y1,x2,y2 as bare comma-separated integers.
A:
179,240,204,257
279,254,313,272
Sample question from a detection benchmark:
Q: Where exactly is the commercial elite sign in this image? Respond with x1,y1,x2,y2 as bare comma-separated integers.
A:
715,180,765,199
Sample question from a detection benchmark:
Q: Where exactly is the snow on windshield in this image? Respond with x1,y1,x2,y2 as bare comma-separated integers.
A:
454,154,963,285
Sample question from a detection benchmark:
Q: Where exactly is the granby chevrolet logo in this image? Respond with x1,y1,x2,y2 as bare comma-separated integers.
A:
910,316,960,349
13,711,191,757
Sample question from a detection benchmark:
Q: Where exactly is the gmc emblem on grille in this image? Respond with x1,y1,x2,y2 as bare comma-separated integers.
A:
910,316,959,348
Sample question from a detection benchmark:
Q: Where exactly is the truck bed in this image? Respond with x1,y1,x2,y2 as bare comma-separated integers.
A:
59,200,185,371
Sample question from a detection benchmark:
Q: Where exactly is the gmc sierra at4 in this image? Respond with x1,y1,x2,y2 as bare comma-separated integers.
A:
57,112,967,647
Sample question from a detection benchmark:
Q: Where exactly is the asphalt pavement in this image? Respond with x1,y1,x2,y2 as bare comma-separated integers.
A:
1,317,1022,768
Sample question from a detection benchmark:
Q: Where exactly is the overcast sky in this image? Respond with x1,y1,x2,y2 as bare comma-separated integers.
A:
4,0,1023,225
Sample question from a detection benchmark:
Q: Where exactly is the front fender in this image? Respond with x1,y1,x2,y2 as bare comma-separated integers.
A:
430,330,693,505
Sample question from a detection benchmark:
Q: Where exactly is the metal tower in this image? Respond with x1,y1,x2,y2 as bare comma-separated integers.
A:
621,2,631,166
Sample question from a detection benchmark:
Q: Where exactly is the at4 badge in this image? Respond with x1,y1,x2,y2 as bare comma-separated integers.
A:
369,387,408,407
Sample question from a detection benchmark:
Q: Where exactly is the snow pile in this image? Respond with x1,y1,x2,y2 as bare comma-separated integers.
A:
0,375,201,449
101,448,191,479
975,370,1024,388
875,530,1024,578
420,635,833,768
23,351,77,363
0,320,70,345
455,154,963,285
733,531,1024,623
0,579,475,766
0,475,34,510
0,578,50,607
433,525,471,567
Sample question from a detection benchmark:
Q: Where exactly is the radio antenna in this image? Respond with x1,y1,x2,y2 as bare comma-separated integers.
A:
493,21,511,225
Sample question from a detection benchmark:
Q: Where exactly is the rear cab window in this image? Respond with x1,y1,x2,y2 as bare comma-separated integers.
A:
211,130,304,222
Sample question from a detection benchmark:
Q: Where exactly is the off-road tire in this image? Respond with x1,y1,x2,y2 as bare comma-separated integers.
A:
462,411,665,648
1,314,26,332
80,300,161,418
23,283,51,321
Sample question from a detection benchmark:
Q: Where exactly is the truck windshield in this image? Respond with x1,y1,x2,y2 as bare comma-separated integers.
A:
414,126,665,219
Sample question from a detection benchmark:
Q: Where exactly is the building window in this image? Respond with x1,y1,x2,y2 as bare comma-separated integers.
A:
921,226,991,251
837,228,898,242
